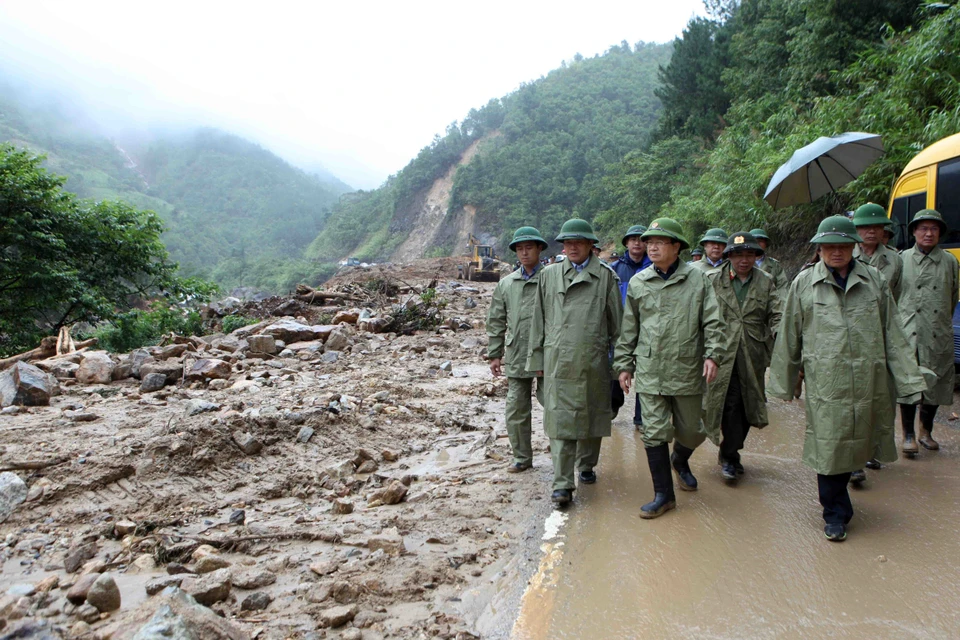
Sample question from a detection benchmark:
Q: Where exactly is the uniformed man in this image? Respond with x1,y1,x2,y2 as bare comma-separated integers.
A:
770,216,926,542
611,224,652,431
527,219,621,505
883,220,897,248
849,202,905,484
704,232,782,482
693,228,727,271
486,226,548,473
751,228,790,291
690,247,703,262
897,209,959,456
614,218,722,518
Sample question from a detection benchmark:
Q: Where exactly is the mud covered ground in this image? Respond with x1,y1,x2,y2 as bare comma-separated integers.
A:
0,266,553,639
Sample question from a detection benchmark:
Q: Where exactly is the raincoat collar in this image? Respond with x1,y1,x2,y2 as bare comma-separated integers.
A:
640,258,690,283
507,264,541,282
812,259,865,291
913,244,944,261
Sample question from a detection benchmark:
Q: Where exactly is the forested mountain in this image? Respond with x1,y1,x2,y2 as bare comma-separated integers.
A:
595,0,960,268
307,41,672,264
0,80,350,292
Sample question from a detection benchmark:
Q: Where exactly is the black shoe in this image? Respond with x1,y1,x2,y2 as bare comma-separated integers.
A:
849,469,866,486
865,459,882,470
578,470,597,484
721,461,737,482
551,489,573,505
506,462,532,474
824,524,847,542
639,492,676,519
734,461,745,475
671,449,698,491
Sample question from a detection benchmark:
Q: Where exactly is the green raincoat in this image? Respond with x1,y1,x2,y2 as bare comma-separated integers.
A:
692,259,722,273
613,260,723,395
486,267,541,378
897,245,960,406
757,256,789,291
769,261,927,475
854,243,903,300
526,258,621,440
702,264,782,444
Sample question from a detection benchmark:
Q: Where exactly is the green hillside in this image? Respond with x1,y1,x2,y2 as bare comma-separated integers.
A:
307,41,672,262
0,81,350,292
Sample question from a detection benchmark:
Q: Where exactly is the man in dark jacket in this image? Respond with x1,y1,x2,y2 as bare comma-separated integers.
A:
610,224,652,430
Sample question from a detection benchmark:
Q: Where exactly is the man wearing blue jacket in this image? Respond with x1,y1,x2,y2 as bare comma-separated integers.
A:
610,224,652,429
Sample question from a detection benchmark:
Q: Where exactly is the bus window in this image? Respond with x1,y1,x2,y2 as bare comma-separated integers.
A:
937,157,960,247
890,192,927,250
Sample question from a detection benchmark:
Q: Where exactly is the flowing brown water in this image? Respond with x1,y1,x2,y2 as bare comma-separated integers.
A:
512,399,960,639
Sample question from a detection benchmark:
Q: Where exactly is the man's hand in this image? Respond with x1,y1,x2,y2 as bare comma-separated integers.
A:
489,358,502,378
618,371,632,395
703,358,718,385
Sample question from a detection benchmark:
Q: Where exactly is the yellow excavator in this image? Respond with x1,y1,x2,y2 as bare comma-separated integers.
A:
461,234,503,281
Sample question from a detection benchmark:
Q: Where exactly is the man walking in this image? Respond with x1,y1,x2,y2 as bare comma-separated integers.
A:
704,232,782,482
770,216,926,542
897,209,959,457
611,224,652,431
527,219,621,505
849,202,904,483
486,227,548,474
614,218,722,518
751,228,789,291
693,228,727,271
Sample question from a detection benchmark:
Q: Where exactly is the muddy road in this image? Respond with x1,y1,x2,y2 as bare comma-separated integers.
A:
512,397,960,639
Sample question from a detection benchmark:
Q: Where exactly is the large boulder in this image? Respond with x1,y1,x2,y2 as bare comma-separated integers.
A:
324,329,350,352
129,349,155,379
76,351,116,384
140,361,184,384
0,362,57,407
185,359,232,382
109,586,249,639
262,320,335,343
245,335,277,355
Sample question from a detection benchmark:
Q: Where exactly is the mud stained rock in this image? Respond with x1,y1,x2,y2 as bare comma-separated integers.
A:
113,587,249,639
0,472,27,522
0,361,56,407
180,568,231,606
86,572,121,612
319,603,359,628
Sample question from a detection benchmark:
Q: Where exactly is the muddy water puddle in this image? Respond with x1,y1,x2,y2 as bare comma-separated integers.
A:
513,400,960,639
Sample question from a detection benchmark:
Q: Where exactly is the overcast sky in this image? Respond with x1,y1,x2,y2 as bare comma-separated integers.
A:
0,1,704,189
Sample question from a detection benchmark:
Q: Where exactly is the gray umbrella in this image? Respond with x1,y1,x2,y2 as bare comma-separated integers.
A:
763,132,884,209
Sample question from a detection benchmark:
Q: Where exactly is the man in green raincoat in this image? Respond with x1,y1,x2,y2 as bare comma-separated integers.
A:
751,228,789,292
614,218,723,518
704,232,782,482
526,219,622,505
897,209,959,456
849,202,905,484
692,228,727,271
770,216,927,542
487,227,548,473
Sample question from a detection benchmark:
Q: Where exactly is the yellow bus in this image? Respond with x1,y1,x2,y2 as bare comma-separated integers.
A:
886,131,960,363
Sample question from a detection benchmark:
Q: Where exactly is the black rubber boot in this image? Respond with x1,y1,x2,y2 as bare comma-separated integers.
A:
671,442,698,491
900,404,919,456
640,444,676,519
849,469,866,486
919,404,940,450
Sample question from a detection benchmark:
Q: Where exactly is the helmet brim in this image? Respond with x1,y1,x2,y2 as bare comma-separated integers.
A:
641,230,690,251
509,237,549,251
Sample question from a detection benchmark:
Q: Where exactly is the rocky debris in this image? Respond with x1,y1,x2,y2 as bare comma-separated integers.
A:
367,527,406,556
64,410,99,422
367,480,408,507
186,359,232,382
324,329,351,352
332,499,354,515
0,472,27,523
140,361,184,384
64,543,98,574
381,449,399,462
35,575,59,593
185,399,220,416
194,554,230,574
246,334,277,355
341,629,363,640
440,361,453,372
76,602,101,623
145,575,185,596
116,587,249,639
231,569,276,590
0,361,56,407
66,573,99,604
86,572,121,612
232,431,262,455
140,372,168,393
229,509,245,525
180,568,232,606
321,351,340,364
76,351,116,384
240,591,272,611
263,320,335,344
319,603,359,628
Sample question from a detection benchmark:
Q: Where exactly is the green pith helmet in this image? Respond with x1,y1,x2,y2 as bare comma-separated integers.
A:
699,228,728,246
642,217,690,250
852,203,888,227
555,218,599,243
749,228,771,242
509,226,548,251
691,247,703,257
621,224,648,246
810,215,863,244
908,209,947,236
723,231,765,256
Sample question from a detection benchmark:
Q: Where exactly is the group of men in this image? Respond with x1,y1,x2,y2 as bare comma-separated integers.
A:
486,206,958,542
